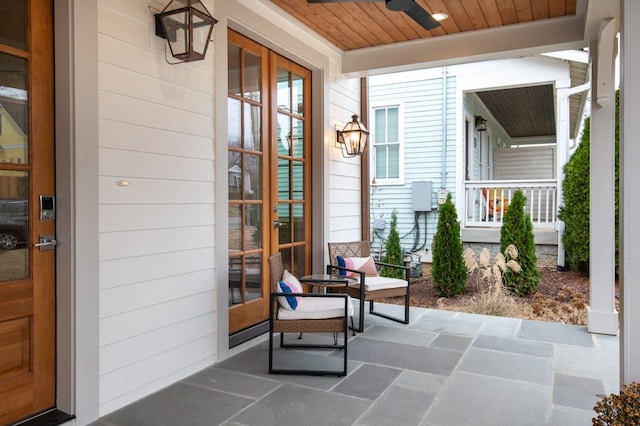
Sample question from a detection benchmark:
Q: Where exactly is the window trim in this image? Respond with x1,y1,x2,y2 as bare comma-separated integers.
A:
370,102,405,186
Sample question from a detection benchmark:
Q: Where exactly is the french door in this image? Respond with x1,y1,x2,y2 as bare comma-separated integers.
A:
227,31,312,334
0,1,56,424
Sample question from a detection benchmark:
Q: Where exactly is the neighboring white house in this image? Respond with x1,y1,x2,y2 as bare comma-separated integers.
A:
368,53,590,268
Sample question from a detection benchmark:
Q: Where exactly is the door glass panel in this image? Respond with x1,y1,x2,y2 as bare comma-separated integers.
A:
293,204,305,242
245,153,261,199
292,73,303,116
228,205,241,251
245,253,262,302
244,204,261,249
0,1,27,51
228,153,242,200
228,43,241,97
277,157,290,199
228,98,241,148
277,113,291,156
276,67,290,112
0,53,28,164
243,51,260,102
291,119,304,158
292,160,304,200
293,245,306,277
228,255,241,306
278,203,290,244
244,103,261,151
0,171,29,281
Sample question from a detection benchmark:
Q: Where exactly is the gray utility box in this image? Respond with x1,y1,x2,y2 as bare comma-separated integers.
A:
412,181,432,212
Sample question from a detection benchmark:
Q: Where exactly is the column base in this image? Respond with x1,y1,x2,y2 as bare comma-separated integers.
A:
587,306,619,335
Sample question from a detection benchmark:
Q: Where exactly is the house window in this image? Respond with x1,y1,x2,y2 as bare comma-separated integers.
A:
372,105,403,184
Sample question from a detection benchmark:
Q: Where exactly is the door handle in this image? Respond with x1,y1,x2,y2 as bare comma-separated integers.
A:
34,235,57,251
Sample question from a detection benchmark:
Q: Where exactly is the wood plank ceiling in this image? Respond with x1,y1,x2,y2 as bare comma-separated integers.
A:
270,0,578,51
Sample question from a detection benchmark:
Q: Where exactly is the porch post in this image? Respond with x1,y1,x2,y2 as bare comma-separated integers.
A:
555,79,571,269
587,28,618,336
620,0,640,385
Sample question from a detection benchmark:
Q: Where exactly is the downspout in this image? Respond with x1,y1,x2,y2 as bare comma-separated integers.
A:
441,66,448,192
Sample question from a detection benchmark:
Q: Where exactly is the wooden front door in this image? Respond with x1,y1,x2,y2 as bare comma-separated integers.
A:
227,31,312,335
0,1,56,424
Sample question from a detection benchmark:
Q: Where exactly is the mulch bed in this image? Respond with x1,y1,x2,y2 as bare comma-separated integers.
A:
382,265,617,326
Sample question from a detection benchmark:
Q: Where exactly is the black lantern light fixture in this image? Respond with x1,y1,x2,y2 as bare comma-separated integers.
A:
155,0,218,63
336,114,369,158
475,115,488,132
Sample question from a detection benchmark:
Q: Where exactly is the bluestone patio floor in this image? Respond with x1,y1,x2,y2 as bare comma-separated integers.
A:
91,304,619,426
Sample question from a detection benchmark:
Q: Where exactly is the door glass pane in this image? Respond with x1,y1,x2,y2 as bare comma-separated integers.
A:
228,205,241,251
245,253,262,302
228,98,241,148
292,118,304,158
228,153,242,200
292,160,304,200
0,171,29,281
228,43,241,96
245,153,261,199
244,204,261,249
276,68,290,112
0,1,26,51
0,53,28,164
293,245,306,277
278,203,290,244
277,113,291,156
228,256,241,306
292,73,303,116
243,51,260,102
293,204,305,242
244,103,261,151
277,157,290,200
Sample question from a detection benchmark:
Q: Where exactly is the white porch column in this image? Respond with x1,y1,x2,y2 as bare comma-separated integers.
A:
555,78,571,269
587,26,618,335
620,0,640,385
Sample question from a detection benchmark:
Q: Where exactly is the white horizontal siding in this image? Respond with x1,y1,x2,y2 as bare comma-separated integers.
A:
100,269,215,317
100,226,214,261
495,146,556,179
97,0,216,416
99,313,216,374
100,291,215,346
328,76,363,241
99,248,215,290
368,70,455,252
99,335,216,411
99,204,214,233
101,120,214,160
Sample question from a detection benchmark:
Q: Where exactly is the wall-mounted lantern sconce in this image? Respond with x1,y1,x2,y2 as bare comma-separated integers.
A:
475,116,487,132
336,114,369,158
155,0,218,64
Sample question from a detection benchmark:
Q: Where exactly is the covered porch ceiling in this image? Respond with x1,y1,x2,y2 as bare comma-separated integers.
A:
266,0,616,141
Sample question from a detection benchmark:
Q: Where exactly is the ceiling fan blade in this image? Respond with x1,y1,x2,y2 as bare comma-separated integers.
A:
404,3,441,31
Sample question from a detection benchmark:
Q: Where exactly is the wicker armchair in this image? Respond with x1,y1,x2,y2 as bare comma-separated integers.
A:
327,241,410,332
267,252,351,376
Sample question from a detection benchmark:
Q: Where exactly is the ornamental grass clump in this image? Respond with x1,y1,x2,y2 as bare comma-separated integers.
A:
593,382,640,425
462,245,521,317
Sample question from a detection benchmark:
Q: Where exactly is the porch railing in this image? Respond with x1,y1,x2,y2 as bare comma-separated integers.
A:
464,179,558,230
